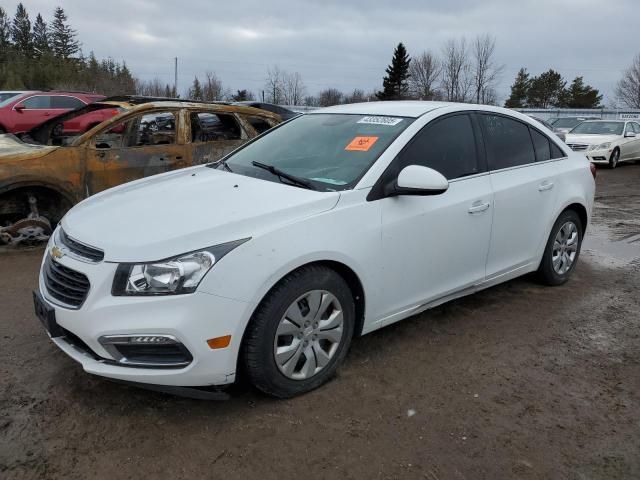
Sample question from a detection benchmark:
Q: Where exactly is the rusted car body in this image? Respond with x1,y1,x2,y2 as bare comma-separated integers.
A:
0,98,280,245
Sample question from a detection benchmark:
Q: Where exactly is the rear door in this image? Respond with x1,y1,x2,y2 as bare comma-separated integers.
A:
188,111,247,165
480,113,561,279
84,109,188,194
378,113,494,321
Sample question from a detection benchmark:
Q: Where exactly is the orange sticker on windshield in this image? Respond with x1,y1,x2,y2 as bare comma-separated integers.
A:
345,136,378,151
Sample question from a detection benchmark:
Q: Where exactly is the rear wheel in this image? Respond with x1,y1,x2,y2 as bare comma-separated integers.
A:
538,210,583,286
609,148,620,169
242,265,355,398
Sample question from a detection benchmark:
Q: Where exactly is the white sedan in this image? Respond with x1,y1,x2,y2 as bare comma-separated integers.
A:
35,102,595,398
565,120,640,168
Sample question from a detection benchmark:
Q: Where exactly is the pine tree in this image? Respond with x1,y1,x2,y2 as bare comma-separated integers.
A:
0,7,11,50
32,13,49,57
189,77,203,100
50,7,80,59
11,3,32,57
527,69,566,108
376,43,411,100
504,68,531,108
564,76,602,108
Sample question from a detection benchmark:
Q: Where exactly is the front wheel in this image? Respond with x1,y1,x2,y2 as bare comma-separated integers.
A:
609,148,620,169
242,265,355,398
538,210,583,286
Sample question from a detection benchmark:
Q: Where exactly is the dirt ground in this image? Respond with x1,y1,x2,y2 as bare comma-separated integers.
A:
1,165,639,480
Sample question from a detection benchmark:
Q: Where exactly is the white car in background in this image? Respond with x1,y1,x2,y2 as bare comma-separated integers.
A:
565,120,640,168
35,102,596,398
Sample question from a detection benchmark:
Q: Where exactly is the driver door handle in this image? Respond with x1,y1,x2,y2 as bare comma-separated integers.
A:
468,201,490,214
538,181,554,192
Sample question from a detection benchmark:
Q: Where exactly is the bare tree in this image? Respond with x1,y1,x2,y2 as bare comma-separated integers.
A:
318,88,343,106
282,71,306,105
343,88,367,104
202,71,224,101
472,34,504,105
409,51,442,100
136,77,173,97
265,65,285,104
615,53,640,108
440,38,473,102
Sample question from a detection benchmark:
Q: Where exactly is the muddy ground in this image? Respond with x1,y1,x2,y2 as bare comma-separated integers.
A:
1,165,639,480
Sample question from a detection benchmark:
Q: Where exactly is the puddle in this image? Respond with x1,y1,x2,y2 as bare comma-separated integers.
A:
582,222,640,269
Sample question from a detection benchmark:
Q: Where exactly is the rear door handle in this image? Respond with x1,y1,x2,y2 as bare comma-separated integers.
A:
468,201,490,214
538,181,554,192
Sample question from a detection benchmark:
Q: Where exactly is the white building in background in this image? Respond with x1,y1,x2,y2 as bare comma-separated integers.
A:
517,108,640,121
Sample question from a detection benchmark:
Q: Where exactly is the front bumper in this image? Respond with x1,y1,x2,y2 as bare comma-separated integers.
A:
586,147,612,164
37,251,255,387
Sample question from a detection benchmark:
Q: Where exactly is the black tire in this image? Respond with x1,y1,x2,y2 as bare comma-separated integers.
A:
609,148,620,169
242,265,355,398
0,126,5,134
538,210,583,286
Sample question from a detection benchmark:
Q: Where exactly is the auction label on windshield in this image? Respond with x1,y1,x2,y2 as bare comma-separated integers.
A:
357,116,403,126
345,136,379,151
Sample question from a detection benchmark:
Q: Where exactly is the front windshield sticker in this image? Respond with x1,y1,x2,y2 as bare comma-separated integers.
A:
345,136,379,151
357,116,403,126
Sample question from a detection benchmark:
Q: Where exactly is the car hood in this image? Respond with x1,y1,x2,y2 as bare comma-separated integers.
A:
0,134,57,160
61,166,341,262
564,134,619,146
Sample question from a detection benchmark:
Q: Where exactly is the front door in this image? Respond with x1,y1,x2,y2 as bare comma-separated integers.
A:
378,113,493,322
84,109,188,195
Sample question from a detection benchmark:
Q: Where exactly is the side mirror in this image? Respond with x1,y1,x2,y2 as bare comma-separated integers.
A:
624,131,636,138
14,103,25,111
394,165,449,196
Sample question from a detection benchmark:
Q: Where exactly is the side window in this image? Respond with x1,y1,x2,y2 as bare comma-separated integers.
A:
93,111,176,149
631,122,640,134
22,96,51,109
51,96,85,109
396,114,479,180
480,114,536,170
245,115,274,134
191,112,242,142
550,141,565,159
530,128,551,162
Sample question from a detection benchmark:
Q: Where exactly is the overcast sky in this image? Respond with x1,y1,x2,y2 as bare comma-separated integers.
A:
9,0,639,104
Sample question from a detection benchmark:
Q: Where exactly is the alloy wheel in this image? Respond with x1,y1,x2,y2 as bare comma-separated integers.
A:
273,290,344,380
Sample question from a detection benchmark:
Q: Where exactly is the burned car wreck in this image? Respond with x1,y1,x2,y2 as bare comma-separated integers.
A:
0,97,280,245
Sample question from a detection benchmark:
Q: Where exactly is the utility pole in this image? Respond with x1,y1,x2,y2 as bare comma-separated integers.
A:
174,57,178,98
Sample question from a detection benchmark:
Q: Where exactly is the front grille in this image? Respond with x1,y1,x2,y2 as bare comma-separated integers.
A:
43,256,90,308
59,229,104,262
567,143,588,151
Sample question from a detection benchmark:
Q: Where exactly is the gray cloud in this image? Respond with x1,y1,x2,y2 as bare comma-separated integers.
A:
7,0,637,104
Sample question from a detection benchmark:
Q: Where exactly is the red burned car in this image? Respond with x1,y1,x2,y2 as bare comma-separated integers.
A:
0,91,119,135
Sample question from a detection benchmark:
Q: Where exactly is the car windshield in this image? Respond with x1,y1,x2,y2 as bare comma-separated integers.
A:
221,113,413,191
553,118,584,128
0,93,24,106
570,122,624,135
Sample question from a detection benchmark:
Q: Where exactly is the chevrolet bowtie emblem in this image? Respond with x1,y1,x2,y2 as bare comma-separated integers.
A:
50,245,64,260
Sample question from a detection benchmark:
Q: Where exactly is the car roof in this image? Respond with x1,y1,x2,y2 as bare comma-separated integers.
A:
313,101,456,118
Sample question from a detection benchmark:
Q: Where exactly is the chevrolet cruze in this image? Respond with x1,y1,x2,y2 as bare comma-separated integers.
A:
35,101,596,398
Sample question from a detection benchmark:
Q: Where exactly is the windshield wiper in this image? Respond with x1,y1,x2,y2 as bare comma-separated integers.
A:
251,161,316,190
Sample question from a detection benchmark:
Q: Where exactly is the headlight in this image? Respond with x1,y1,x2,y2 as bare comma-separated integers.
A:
589,142,611,151
112,239,249,296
